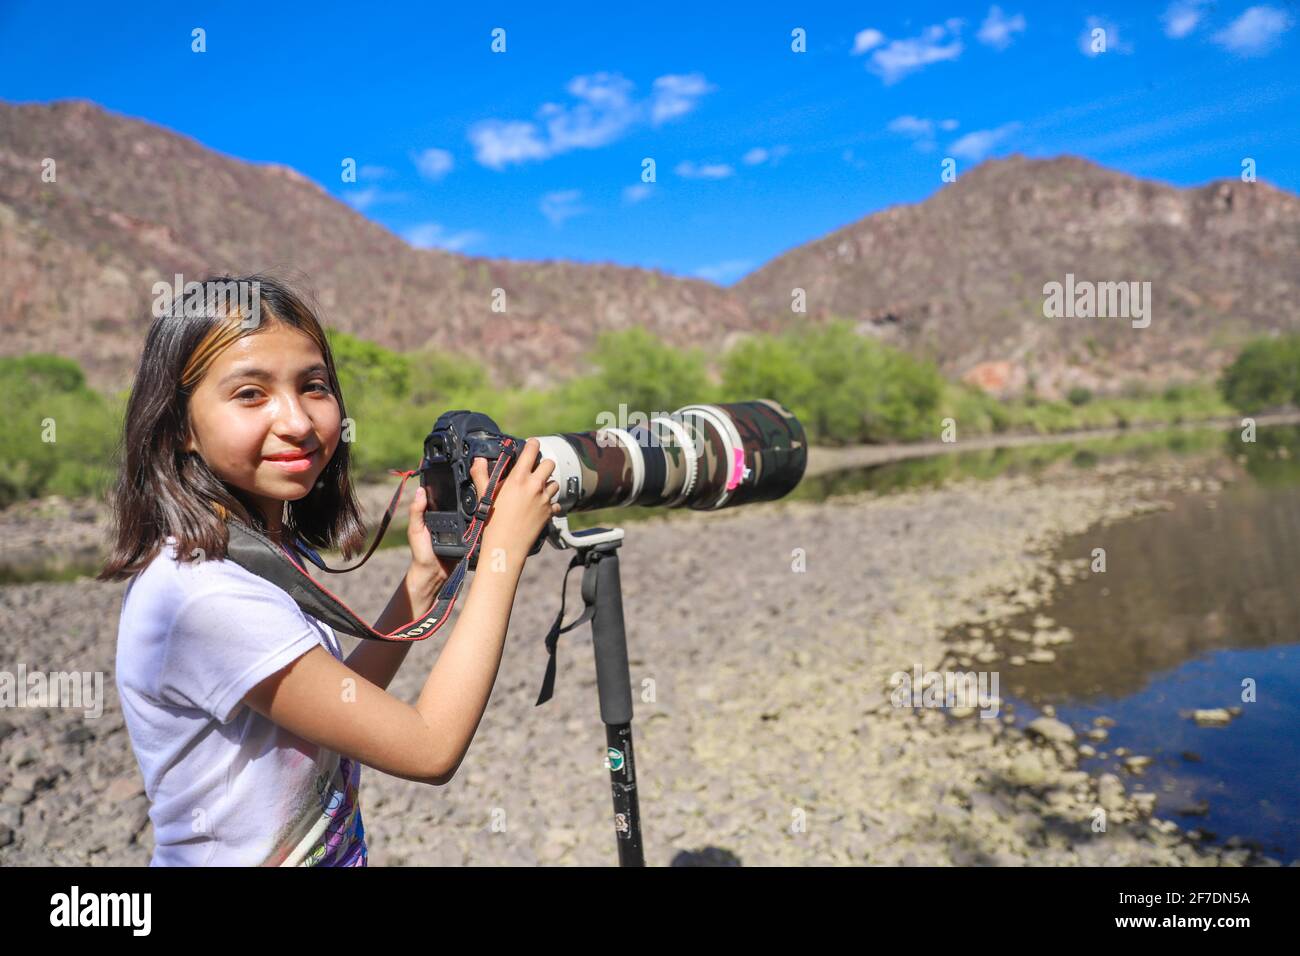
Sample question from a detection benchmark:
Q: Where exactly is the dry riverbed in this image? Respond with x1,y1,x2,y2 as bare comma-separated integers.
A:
0,455,1289,866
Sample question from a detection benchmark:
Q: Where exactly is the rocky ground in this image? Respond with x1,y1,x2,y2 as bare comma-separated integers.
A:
0,479,406,583
0,454,1291,866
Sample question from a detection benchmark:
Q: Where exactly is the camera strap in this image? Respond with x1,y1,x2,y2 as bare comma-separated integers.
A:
534,550,602,706
222,448,515,642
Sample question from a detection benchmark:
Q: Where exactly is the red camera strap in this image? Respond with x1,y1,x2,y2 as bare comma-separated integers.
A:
223,440,516,642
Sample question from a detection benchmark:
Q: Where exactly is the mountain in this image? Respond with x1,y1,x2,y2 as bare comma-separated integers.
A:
3,98,1298,399
734,154,1300,397
0,99,763,393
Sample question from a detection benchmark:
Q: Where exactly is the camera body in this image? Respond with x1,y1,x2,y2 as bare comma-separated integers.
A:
419,410,547,569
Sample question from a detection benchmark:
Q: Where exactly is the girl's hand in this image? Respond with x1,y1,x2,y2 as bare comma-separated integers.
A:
480,438,561,568
407,459,492,588
405,485,443,575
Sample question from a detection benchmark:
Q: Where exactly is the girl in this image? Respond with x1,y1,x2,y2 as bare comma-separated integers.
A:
100,274,560,866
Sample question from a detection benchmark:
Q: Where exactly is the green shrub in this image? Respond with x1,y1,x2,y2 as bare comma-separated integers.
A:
937,382,1009,436
406,347,490,404
569,327,717,418
0,356,118,507
321,331,495,478
721,319,944,444
1219,334,1300,413
325,328,412,402
0,324,1252,507
0,353,87,394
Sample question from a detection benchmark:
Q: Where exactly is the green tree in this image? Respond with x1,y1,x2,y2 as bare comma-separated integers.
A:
1220,334,1300,413
325,328,412,403
0,355,117,506
406,347,490,404
561,327,717,424
0,353,87,394
722,319,943,444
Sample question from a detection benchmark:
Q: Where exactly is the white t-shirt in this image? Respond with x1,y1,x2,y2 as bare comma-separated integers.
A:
115,534,367,866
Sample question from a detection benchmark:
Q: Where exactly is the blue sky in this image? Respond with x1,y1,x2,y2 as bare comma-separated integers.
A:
2,1,1297,285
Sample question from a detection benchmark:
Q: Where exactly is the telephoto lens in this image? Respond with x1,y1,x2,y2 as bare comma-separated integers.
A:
534,399,807,515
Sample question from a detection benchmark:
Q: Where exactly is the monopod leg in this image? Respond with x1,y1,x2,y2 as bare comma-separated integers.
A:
588,546,645,867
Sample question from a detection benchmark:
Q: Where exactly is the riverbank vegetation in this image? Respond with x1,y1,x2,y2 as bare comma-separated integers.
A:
3,319,1280,507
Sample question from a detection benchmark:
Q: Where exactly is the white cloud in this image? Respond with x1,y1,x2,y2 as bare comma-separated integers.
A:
852,28,886,54
468,120,550,169
342,187,405,211
539,72,639,152
741,144,790,166
540,189,587,226
413,148,453,181
1163,0,1208,38
1079,16,1133,56
888,116,934,137
468,72,714,169
978,6,1026,49
566,72,636,110
404,222,483,251
675,160,734,179
623,183,653,204
694,259,753,284
888,116,959,152
857,19,965,84
1212,5,1292,55
650,73,716,123
948,122,1021,161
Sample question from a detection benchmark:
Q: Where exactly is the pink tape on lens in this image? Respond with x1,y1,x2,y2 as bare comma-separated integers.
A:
727,447,746,490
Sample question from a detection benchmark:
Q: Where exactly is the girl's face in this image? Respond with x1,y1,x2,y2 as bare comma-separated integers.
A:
184,321,341,535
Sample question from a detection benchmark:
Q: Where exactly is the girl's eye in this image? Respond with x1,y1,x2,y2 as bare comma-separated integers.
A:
232,382,329,400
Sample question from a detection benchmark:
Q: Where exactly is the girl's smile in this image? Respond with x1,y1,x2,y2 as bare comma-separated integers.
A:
264,447,320,472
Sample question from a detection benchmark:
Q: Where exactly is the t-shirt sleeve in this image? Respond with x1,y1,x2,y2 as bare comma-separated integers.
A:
161,577,324,725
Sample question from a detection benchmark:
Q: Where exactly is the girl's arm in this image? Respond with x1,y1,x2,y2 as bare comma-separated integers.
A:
244,538,526,785
243,439,557,785
343,558,450,691
342,480,470,691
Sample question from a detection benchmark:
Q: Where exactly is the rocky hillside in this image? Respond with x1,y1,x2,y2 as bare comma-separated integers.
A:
3,99,1298,399
0,99,762,393
734,155,1300,397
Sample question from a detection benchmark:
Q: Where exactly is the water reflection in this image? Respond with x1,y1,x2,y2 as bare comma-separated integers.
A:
963,425,1300,861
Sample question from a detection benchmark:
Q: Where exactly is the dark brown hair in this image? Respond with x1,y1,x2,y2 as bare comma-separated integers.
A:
97,273,366,581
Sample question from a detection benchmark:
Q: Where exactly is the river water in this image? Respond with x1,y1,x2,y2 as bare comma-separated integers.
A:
922,424,1300,861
